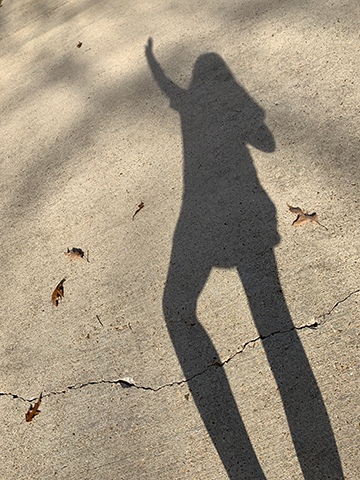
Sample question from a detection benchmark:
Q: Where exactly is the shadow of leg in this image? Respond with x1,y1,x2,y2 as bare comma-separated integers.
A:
163,260,266,479
238,251,344,480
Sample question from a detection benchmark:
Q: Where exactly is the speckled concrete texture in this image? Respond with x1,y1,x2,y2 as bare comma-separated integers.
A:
0,1,359,478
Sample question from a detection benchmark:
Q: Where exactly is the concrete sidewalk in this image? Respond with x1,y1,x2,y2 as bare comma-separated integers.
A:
0,1,359,478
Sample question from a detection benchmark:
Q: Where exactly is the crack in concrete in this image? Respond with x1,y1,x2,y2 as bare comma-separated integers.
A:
316,288,359,322
1,288,359,404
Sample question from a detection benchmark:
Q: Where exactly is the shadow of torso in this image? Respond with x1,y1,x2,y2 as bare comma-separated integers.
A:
170,58,279,268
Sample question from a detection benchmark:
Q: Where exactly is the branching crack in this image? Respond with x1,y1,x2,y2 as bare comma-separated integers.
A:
1,289,358,404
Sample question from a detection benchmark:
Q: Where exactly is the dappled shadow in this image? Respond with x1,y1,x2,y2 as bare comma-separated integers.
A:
0,0,100,53
1,0,358,234
146,38,344,479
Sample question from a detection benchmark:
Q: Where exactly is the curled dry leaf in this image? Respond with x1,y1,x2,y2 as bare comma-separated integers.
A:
52,278,66,306
132,202,144,220
119,377,135,388
26,394,42,422
65,247,84,260
287,204,328,230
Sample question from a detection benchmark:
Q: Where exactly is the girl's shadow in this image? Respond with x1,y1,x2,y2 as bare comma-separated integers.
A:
146,38,343,479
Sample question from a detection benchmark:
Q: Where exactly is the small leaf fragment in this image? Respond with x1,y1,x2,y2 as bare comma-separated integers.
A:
119,377,135,388
65,247,85,260
132,202,144,220
213,361,222,367
26,394,42,422
52,278,66,306
287,204,328,230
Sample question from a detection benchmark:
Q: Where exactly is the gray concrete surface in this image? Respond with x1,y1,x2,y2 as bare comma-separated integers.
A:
0,0,359,478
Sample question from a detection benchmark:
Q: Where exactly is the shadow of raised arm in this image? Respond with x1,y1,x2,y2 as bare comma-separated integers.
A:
145,37,185,103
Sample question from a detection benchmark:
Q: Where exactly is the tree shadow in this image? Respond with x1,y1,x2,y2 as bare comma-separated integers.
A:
145,38,344,479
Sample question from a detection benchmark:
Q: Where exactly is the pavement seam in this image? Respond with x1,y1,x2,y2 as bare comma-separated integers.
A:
1,288,359,404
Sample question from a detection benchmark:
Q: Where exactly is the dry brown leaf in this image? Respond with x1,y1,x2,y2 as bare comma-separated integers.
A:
52,278,66,306
132,201,144,220
77,41,82,48
213,360,222,367
287,204,328,230
65,247,86,261
26,394,42,422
